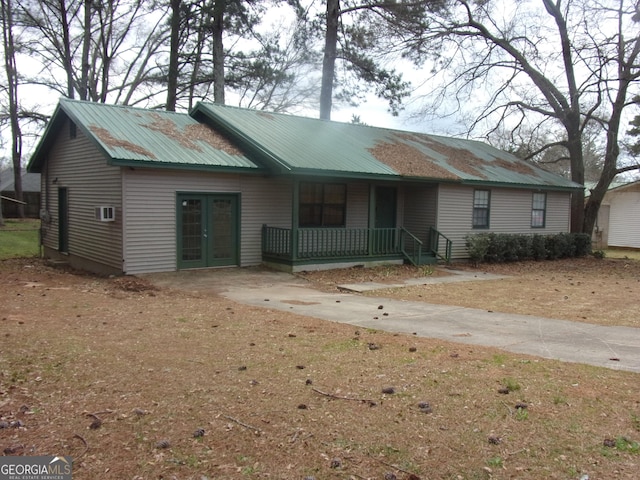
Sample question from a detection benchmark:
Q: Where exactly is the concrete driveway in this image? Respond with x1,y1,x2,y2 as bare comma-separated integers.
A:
146,267,640,373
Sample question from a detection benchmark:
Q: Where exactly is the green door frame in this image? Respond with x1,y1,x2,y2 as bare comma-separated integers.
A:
58,187,69,253
370,185,398,253
374,186,397,228
177,193,240,269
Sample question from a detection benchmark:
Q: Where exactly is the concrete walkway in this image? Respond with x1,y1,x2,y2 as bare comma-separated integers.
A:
147,268,640,373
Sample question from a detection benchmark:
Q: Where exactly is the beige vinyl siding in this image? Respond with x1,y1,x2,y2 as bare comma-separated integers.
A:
345,182,370,228
241,176,292,261
436,185,572,260
41,119,123,269
544,191,572,232
122,169,293,274
608,191,640,248
403,185,438,244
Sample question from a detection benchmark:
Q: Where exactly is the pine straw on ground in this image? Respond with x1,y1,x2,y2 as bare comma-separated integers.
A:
299,256,640,328
1,257,639,480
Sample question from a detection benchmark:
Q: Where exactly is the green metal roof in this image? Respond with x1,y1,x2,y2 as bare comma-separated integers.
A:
29,98,261,173
29,99,581,191
193,102,581,190
192,103,398,178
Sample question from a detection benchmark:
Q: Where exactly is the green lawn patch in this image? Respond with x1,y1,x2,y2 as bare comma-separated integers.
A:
0,219,40,259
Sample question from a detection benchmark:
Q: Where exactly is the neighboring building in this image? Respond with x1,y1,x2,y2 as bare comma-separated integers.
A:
592,180,640,250
27,98,581,275
0,167,41,218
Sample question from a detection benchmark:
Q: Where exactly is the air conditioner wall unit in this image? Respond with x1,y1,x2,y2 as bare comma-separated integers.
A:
95,206,115,222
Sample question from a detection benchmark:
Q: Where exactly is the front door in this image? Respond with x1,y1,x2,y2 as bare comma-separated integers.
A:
177,194,239,269
375,186,397,228
373,186,397,252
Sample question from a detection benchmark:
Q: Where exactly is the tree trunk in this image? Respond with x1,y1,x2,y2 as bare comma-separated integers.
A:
167,0,181,111
583,77,628,236
566,126,585,233
188,2,207,110
1,0,24,218
319,0,340,120
0,161,5,225
58,0,75,98
212,0,226,104
80,0,92,100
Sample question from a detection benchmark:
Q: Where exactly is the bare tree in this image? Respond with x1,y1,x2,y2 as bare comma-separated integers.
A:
1,0,24,218
405,0,640,234
489,123,606,183
15,0,170,105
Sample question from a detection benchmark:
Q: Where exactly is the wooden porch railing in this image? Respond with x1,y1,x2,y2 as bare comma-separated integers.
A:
429,226,452,262
263,225,415,261
399,227,424,266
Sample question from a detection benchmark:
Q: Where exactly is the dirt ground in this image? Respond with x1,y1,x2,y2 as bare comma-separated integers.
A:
1,256,639,480
299,256,640,328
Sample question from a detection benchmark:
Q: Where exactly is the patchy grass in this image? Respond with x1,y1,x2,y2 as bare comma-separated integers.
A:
0,218,39,259
606,248,640,261
0,258,639,480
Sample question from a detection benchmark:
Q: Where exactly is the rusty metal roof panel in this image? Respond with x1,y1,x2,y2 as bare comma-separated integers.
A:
193,103,580,189
53,98,261,170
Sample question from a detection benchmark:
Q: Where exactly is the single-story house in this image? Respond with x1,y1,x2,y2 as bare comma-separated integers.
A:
592,180,640,250
0,167,41,218
27,98,581,275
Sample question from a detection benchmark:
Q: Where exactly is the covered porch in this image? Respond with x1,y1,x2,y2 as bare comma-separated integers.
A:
262,225,451,271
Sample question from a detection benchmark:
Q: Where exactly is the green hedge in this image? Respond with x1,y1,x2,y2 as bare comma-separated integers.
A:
465,232,592,264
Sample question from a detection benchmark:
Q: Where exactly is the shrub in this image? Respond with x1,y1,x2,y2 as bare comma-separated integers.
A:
465,233,491,265
545,234,562,259
572,233,592,257
465,232,592,264
532,234,547,260
516,235,534,260
485,233,505,262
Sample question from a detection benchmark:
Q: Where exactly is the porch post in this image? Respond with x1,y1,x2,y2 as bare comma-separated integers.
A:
368,184,375,256
291,179,299,262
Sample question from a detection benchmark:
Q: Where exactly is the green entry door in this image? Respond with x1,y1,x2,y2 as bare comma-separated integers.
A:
375,186,397,228
373,186,398,252
178,194,239,269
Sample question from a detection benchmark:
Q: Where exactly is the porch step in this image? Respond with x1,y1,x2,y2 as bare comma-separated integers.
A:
417,254,438,265
404,252,438,266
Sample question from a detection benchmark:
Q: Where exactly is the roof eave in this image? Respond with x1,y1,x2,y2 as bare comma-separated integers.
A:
460,178,582,192
28,98,118,172
110,158,268,174
281,167,400,182
27,102,65,173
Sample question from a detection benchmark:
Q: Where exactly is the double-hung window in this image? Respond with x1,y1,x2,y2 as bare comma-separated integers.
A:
531,192,547,228
472,189,490,228
299,182,346,227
